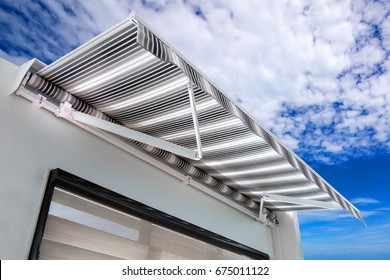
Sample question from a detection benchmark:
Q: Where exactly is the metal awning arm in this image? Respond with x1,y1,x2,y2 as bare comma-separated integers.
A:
187,81,203,159
261,193,343,210
56,102,201,161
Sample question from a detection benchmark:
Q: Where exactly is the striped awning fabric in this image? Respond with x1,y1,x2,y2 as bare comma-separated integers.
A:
24,13,363,223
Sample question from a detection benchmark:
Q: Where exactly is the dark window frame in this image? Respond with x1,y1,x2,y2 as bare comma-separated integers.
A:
29,168,269,260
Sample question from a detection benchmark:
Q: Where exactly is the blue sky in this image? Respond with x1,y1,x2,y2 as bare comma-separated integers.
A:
1,0,389,259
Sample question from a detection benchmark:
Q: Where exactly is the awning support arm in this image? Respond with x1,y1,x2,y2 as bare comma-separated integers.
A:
187,81,203,159
259,196,265,220
56,102,202,161
261,193,343,210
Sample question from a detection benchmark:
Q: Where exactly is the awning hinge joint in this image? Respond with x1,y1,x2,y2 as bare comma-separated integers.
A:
55,102,74,118
257,195,278,228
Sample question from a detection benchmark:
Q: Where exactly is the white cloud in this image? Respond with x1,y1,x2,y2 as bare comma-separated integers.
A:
361,0,387,25
375,207,390,212
301,216,390,259
351,198,380,205
298,209,377,224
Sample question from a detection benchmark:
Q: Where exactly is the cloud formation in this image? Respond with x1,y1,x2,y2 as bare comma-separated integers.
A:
0,0,389,164
299,212,390,259
351,197,380,204
298,208,378,224
299,204,390,259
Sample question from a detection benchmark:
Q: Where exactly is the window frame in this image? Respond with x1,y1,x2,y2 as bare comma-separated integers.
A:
29,168,269,260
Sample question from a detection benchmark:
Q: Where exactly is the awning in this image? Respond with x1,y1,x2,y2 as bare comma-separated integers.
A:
18,12,364,224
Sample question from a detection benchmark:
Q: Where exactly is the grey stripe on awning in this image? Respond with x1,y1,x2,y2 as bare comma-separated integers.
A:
25,13,363,223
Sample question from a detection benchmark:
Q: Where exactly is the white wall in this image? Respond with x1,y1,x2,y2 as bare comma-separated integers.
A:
272,212,304,260
0,59,288,259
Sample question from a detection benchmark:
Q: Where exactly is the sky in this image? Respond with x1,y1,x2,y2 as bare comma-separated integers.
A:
1,0,389,259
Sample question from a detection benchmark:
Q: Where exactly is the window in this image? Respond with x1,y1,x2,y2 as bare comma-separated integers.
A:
29,169,269,260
